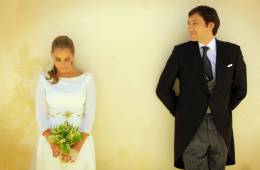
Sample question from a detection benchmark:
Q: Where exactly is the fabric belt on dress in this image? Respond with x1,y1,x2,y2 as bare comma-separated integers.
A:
48,111,85,118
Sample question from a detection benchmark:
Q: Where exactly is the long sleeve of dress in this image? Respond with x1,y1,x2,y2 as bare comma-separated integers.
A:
80,74,96,134
35,73,51,134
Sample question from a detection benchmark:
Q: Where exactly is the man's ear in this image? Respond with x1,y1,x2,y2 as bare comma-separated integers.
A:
208,22,215,31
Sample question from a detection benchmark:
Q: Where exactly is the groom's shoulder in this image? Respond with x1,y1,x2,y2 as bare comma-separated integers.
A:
175,41,194,46
217,39,240,50
174,41,196,50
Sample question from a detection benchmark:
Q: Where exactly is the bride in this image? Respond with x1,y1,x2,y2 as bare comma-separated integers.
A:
35,35,96,170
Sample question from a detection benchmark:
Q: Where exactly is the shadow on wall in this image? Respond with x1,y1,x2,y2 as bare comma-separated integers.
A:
0,44,47,170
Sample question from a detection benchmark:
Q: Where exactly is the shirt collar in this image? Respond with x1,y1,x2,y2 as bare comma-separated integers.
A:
198,37,216,51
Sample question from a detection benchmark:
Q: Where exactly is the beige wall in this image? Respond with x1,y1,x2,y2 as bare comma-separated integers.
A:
0,0,259,169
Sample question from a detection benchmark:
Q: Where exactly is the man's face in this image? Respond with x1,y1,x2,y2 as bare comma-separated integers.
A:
188,13,214,42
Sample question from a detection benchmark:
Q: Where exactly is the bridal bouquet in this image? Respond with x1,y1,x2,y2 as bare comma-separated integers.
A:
48,120,83,154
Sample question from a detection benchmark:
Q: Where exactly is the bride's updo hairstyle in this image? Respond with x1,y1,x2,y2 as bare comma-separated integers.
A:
45,36,75,84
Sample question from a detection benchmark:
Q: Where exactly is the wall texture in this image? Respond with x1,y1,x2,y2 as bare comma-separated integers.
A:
0,0,259,169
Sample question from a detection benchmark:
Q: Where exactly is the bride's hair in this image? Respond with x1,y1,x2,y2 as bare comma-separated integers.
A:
45,35,75,84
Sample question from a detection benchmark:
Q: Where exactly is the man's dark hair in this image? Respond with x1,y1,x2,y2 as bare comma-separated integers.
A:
189,5,220,35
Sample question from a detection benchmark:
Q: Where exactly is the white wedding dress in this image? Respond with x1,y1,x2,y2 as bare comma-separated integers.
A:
35,71,96,170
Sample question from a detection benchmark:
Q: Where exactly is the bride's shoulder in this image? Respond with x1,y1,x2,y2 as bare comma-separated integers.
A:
84,71,93,77
83,72,95,82
37,71,49,82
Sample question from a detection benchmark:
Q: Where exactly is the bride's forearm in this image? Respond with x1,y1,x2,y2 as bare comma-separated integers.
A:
72,132,89,152
42,129,52,144
42,129,51,137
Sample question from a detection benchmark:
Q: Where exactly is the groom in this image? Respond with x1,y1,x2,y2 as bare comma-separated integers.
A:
156,5,247,170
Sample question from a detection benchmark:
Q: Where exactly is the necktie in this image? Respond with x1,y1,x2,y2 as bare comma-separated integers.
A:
202,46,213,82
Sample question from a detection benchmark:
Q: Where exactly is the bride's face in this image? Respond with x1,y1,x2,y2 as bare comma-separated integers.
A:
51,48,74,73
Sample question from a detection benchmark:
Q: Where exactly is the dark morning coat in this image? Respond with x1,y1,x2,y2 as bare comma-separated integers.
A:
156,39,247,169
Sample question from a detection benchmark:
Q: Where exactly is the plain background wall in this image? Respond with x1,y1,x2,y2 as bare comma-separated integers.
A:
0,0,259,169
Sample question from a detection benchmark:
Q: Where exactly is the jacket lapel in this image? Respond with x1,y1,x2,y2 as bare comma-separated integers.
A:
211,39,226,95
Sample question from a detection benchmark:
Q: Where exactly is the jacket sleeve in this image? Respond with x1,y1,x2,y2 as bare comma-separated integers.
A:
156,47,180,116
229,46,247,111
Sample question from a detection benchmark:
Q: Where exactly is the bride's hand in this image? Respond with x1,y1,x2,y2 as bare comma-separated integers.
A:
69,148,79,163
60,152,72,162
